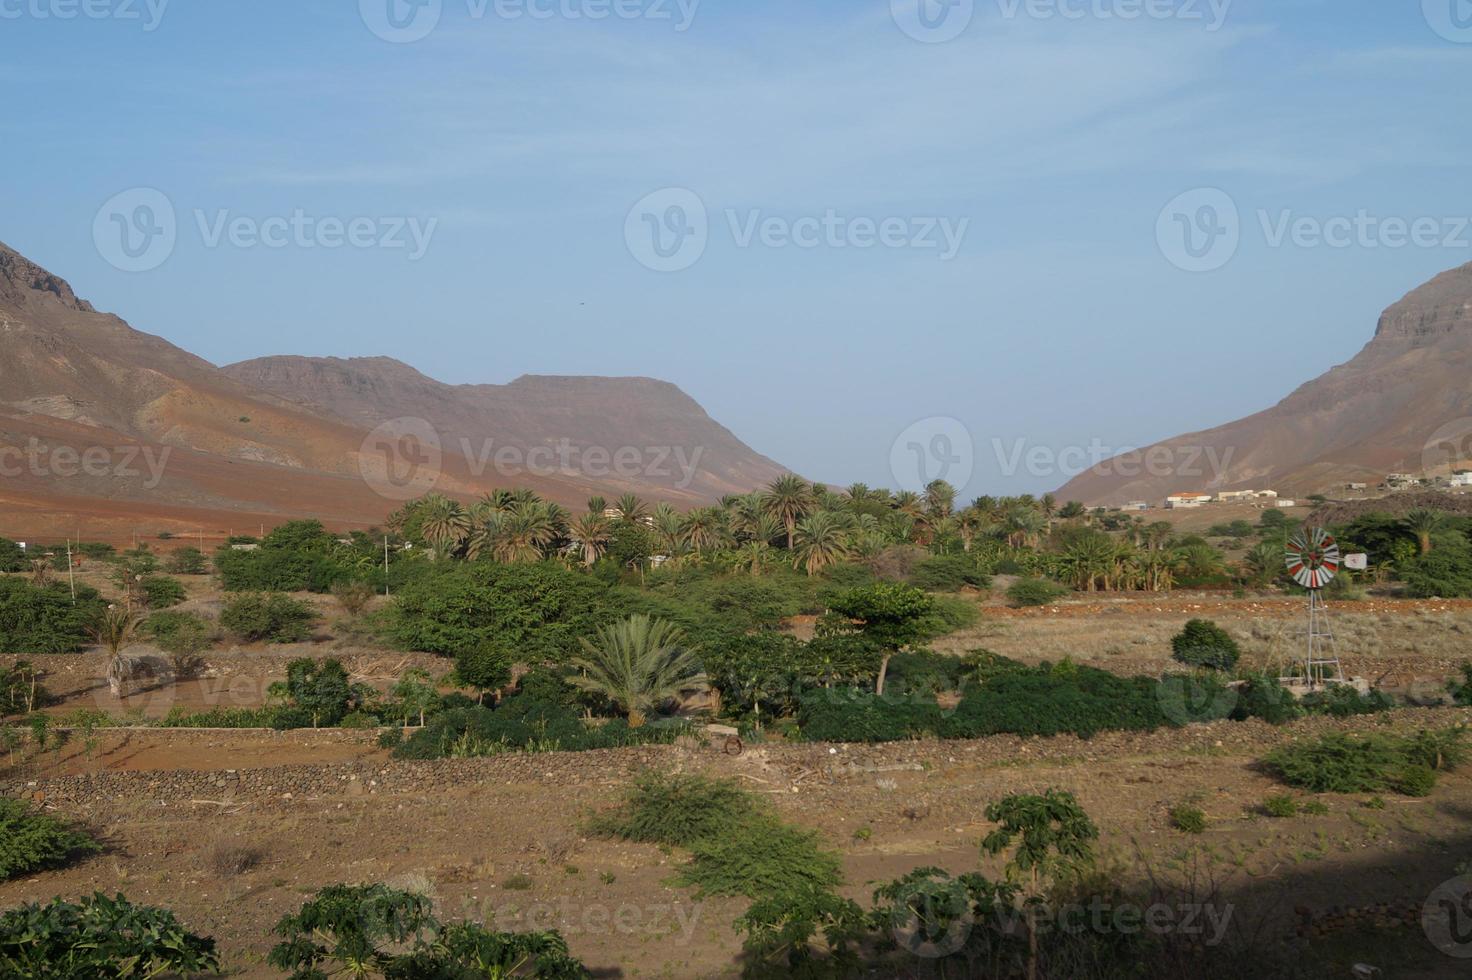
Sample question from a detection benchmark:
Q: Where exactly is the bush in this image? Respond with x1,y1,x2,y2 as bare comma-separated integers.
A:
213,520,351,593
159,706,281,728
267,883,587,979
0,893,218,978
677,818,843,901
0,661,49,717
1169,805,1207,834
1300,685,1394,718
0,797,101,880
220,592,316,643
909,555,991,592
797,689,943,743
1262,795,1297,817
1232,673,1303,725
164,547,208,575
1402,535,1472,598
944,663,1170,740
269,659,367,729
330,579,375,616
142,610,217,657
1262,728,1467,796
1170,619,1241,672
0,578,104,654
0,537,26,572
393,695,685,760
1005,578,1068,608
588,771,762,847
1448,663,1472,706
138,575,187,609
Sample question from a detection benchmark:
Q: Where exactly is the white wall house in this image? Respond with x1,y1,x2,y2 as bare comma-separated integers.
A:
1165,493,1211,509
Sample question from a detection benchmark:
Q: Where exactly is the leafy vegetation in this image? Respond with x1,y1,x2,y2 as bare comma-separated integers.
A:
1263,727,1467,796
0,577,104,654
220,592,317,643
0,797,101,880
0,893,218,978
1006,577,1069,607
1170,619,1241,672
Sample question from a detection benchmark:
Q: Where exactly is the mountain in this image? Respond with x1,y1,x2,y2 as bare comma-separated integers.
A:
221,356,783,500
0,240,787,541
1056,261,1472,506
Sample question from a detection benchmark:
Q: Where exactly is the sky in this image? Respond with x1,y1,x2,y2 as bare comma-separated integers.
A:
2,0,1471,499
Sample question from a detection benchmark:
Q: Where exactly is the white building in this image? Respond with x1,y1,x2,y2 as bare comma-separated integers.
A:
1451,473,1472,487
1165,492,1211,509
1276,499,1297,508
1122,501,1149,512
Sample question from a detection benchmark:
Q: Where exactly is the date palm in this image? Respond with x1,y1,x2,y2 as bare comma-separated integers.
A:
792,511,853,576
419,495,470,558
680,507,726,553
586,495,608,515
91,606,139,698
568,512,612,567
1405,509,1446,555
762,474,814,550
924,479,956,520
569,615,706,727
615,493,649,526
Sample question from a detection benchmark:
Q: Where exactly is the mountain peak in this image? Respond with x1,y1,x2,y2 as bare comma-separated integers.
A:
0,240,94,313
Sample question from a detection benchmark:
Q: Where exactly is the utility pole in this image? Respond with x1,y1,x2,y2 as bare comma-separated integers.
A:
66,539,76,602
384,536,390,598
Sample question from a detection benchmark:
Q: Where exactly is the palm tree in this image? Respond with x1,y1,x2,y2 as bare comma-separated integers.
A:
615,493,649,526
737,539,772,576
681,507,726,553
568,512,612,567
792,511,853,576
586,496,608,516
569,615,707,727
1405,509,1446,555
762,474,814,550
651,503,683,554
419,495,470,558
924,479,956,520
92,606,139,698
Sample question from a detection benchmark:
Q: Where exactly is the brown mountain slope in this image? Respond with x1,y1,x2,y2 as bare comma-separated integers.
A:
221,356,786,500
1056,261,1472,506
0,241,787,540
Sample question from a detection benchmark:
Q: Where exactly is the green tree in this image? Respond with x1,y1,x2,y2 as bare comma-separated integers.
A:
271,658,361,728
981,789,1099,980
391,668,440,726
762,474,815,550
1404,509,1447,555
792,512,853,576
569,615,706,727
455,643,512,704
822,583,935,696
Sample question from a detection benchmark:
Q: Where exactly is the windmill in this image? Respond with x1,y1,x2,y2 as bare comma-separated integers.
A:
1283,527,1346,688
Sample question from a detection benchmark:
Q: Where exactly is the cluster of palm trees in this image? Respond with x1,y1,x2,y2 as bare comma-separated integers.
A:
384,478,1101,579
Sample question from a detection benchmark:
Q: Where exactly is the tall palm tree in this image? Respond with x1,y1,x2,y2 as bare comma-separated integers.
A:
651,503,683,554
792,511,853,576
1405,509,1446,555
762,474,814,550
569,615,706,727
568,512,612,567
586,496,608,516
92,606,139,698
615,493,649,526
681,507,726,553
924,479,956,520
419,495,470,558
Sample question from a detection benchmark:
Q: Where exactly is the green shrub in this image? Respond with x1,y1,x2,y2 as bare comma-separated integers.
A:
1448,663,1472,706
0,578,104,654
214,520,351,593
0,661,49,717
164,547,208,575
0,538,26,572
1170,619,1241,672
393,695,685,760
269,659,367,729
1262,728,1467,795
797,688,943,743
588,771,762,847
909,555,991,592
677,818,843,901
1232,673,1303,725
1169,805,1207,834
138,576,186,609
159,706,281,728
142,610,217,656
267,883,586,979
1262,795,1297,817
943,664,1170,740
1300,685,1394,718
0,797,101,880
220,592,316,643
1402,535,1472,598
0,893,218,978
1005,578,1068,608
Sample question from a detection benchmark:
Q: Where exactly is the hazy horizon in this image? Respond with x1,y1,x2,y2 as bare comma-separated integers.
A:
5,0,1471,498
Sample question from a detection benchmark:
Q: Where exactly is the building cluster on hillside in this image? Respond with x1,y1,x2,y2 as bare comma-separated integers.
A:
1163,489,1287,510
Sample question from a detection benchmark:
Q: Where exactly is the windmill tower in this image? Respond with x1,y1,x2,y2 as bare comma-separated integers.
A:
1283,527,1346,689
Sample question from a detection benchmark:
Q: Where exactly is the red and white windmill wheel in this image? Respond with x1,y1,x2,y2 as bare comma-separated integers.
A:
1286,527,1340,590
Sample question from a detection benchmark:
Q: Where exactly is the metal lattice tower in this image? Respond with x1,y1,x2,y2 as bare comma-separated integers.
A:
1286,527,1346,689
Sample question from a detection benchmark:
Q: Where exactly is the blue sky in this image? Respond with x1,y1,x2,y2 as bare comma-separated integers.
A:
3,0,1470,498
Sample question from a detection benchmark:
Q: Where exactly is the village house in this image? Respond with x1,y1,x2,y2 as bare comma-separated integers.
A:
1165,492,1211,509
